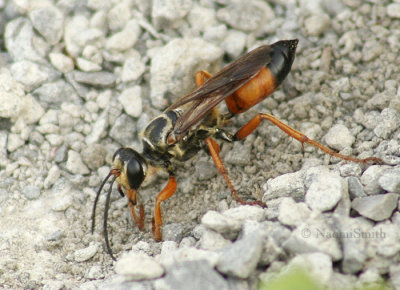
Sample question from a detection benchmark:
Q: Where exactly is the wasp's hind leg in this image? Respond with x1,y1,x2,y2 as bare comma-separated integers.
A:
233,113,382,164
205,137,264,207
195,70,212,87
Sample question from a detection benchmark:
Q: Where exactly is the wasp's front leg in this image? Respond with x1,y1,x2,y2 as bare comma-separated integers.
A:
125,188,145,231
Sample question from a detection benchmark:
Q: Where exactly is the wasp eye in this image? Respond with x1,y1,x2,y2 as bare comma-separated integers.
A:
126,157,145,190
113,148,146,190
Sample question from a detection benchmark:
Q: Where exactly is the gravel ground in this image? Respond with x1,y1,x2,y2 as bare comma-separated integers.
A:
1,0,400,289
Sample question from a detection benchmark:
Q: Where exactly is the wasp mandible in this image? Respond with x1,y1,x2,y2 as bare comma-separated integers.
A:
91,39,381,260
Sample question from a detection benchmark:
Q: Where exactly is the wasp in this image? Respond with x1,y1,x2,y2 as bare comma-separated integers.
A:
91,39,382,260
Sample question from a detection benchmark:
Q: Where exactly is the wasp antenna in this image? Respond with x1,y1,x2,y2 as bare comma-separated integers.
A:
91,171,113,234
104,176,117,261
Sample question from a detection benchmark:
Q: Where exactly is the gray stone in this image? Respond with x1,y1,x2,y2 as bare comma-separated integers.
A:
10,61,61,92
333,216,368,274
0,68,26,119
73,71,116,87
121,51,146,82
373,108,400,139
150,38,223,109
324,124,355,151
360,165,389,195
66,150,90,175
217,1,274,32
81,144,106,170
109,114,136,145
162,223,184,243
216,230,264,279
161,247,219,269
283,213,342,261
378,168,400,193
85,110,108,145
195,160,218,181
224,142,251,166
278,198,311,227
118,86,142,118
5,17,43,62
263,171,305,201
29,6,64,45
32,79,79,107
152,0,192,29
74,243,98,262
22,185,40,200
155,260,229,290
222,205,265,225
352,193,398,221
347,177,367,199
115,252,164,280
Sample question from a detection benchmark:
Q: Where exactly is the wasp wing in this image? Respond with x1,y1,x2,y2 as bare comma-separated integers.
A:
168,45,273,137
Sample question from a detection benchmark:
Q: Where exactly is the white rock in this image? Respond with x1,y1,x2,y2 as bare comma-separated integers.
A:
278,198,311,227
0,68,27,119
106,20,141,51
7,133,25,152
304,13,330,36
49,52,74,73
387,3,400,18
74,243,98,262
66,150,90,175
115,252,164,280
118,86,142,118
305,172,344,212
324,124,355,151
263,171,305,201
121,52,146,82
150,38,223,109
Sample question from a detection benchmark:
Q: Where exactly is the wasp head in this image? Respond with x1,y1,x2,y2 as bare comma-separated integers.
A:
111,147,147,191
91,147,147,260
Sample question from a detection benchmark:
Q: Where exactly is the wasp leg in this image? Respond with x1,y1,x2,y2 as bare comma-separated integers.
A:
195,70,212,86
117,184,124,197
126,189,145,230
152,174,177,241
234,113,382,164
205,137,265,207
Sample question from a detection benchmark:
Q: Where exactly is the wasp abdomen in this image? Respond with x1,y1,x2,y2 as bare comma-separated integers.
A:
225,39,298,115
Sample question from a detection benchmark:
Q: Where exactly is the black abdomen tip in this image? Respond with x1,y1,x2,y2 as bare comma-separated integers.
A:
268,39,299,84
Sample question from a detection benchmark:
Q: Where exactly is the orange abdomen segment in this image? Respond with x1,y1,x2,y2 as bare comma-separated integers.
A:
225,67,277,114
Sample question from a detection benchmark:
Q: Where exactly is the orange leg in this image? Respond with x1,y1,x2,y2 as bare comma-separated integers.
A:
126,188,145,230
235,113,382,164
205,137,265,207
195,70,212,86
152,174,177,241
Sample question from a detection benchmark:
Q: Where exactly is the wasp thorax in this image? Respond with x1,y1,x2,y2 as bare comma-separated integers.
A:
112,148,147,190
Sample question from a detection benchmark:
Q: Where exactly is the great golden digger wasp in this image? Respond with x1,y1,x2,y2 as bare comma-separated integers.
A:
91,39,382,260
